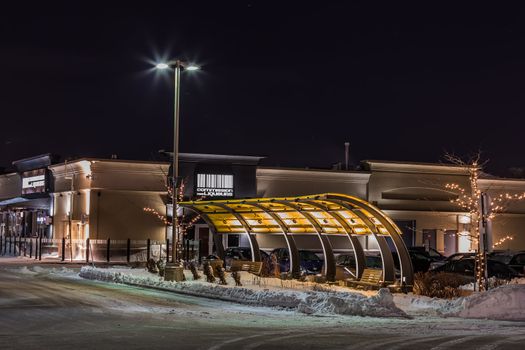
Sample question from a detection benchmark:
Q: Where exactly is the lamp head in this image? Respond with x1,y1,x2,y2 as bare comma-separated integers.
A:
155,63,170,70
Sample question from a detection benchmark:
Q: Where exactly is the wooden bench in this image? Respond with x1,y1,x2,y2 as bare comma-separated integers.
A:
230,260,263,276
346,268,386,290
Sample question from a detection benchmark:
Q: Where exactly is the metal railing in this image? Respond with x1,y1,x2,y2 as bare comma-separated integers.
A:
0,235,183,263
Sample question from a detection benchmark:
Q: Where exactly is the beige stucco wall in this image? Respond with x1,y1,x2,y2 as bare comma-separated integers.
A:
257,168,369,199
90,190,166,240
49,159,169,241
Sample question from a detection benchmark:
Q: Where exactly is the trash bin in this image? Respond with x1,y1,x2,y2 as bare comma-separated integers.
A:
164,263,185,282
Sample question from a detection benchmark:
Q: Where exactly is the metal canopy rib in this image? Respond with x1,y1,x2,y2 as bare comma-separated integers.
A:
249,202,301,277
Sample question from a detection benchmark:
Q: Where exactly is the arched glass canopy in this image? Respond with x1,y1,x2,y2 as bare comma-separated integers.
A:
179,193,413,286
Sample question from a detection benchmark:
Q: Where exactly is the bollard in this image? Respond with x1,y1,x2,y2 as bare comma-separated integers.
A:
86,238,90,263
29,238,33,258
106,238,111,263
38,236,42,260
61,237,66,261
126,239,131,263
146,238,151,262
34,238,38,260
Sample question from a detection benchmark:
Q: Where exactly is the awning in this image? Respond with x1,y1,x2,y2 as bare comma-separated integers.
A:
180,193,414,285
0,197,29,206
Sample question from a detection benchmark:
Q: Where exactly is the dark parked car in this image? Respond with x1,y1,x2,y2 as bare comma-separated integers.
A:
432,257,522,280
270,248,324,275
409,247,446,262
507,252,525,275
204,247,270,270
392,251,433,273
429,252,476,270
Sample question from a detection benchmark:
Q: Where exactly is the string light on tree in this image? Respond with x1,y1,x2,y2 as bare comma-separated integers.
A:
444,153,524,291
493,235,514,248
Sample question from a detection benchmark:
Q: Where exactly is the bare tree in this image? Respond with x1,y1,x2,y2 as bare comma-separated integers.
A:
444,153,525,290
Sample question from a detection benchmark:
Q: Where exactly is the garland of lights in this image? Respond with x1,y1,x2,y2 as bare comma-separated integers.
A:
143,179,204,238
493,235,514,248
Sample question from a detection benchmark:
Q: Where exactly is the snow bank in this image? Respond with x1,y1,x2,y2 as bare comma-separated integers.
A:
79,266,407,318
394,285,525,321
393,293,466,316
458,284,525,321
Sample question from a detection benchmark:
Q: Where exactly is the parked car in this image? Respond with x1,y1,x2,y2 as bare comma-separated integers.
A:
429,252,476,270
409,247,446,261
488,250,517,264
392,250,433,273
507,252,525,275
204,247,270,270
270,248,324,275
431,257,522,280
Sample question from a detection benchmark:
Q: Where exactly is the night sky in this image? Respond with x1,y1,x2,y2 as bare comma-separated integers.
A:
1,2,525,175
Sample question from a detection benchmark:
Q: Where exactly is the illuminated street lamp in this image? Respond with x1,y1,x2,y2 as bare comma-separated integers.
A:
155,60,200,264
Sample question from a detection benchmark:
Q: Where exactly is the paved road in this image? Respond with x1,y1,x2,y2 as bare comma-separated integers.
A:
0,264,524,349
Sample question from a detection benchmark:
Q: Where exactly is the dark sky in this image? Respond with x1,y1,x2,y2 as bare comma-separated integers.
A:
1,2,525,175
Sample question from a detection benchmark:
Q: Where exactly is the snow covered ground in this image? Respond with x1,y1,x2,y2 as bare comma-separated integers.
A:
78,266,406,318
76,265,525,321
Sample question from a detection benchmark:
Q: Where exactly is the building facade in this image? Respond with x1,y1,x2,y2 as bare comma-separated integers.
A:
2,154,525,257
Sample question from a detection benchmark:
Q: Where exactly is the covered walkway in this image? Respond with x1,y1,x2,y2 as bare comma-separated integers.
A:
179,193,413,286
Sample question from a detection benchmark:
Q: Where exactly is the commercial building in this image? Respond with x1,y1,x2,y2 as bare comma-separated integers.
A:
2,153,525,263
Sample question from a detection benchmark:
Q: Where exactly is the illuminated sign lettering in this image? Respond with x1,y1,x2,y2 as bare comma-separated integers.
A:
196,174,234,197
21,169,48,195
22,175,45,189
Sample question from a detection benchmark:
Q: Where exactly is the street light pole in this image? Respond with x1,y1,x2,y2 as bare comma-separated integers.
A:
156,60,199,265
172,60,181,264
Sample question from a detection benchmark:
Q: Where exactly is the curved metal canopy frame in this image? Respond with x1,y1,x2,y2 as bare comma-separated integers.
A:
181,206,225,260
323,194,414,285
272,200,336,281
248,202,301,277
299,200,367,280
179,193,414,286
213,203,261,262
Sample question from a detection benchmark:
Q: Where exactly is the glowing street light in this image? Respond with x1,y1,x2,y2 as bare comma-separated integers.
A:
155,62,170,69
154,60,200,265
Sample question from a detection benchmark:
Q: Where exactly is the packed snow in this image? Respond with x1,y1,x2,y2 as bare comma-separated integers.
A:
78,266,525,321
79,266,407,318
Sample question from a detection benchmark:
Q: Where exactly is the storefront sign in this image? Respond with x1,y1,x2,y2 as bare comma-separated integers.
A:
21,169,47,195
196,174,234,197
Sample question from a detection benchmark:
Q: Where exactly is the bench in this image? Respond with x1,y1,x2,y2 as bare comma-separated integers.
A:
346,268,387,290
230,260,263,276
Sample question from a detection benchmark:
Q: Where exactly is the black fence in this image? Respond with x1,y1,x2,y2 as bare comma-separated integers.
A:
0,235,201,263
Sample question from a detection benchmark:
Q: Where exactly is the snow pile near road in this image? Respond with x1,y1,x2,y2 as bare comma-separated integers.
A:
458,284,525,321
394,284,525,321
393,293,466,317
79,266,406,318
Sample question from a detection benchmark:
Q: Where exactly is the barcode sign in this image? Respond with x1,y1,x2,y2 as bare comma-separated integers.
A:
196,174,234,197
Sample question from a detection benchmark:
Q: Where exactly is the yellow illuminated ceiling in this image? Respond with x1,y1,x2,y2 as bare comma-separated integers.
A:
180,193,400,237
